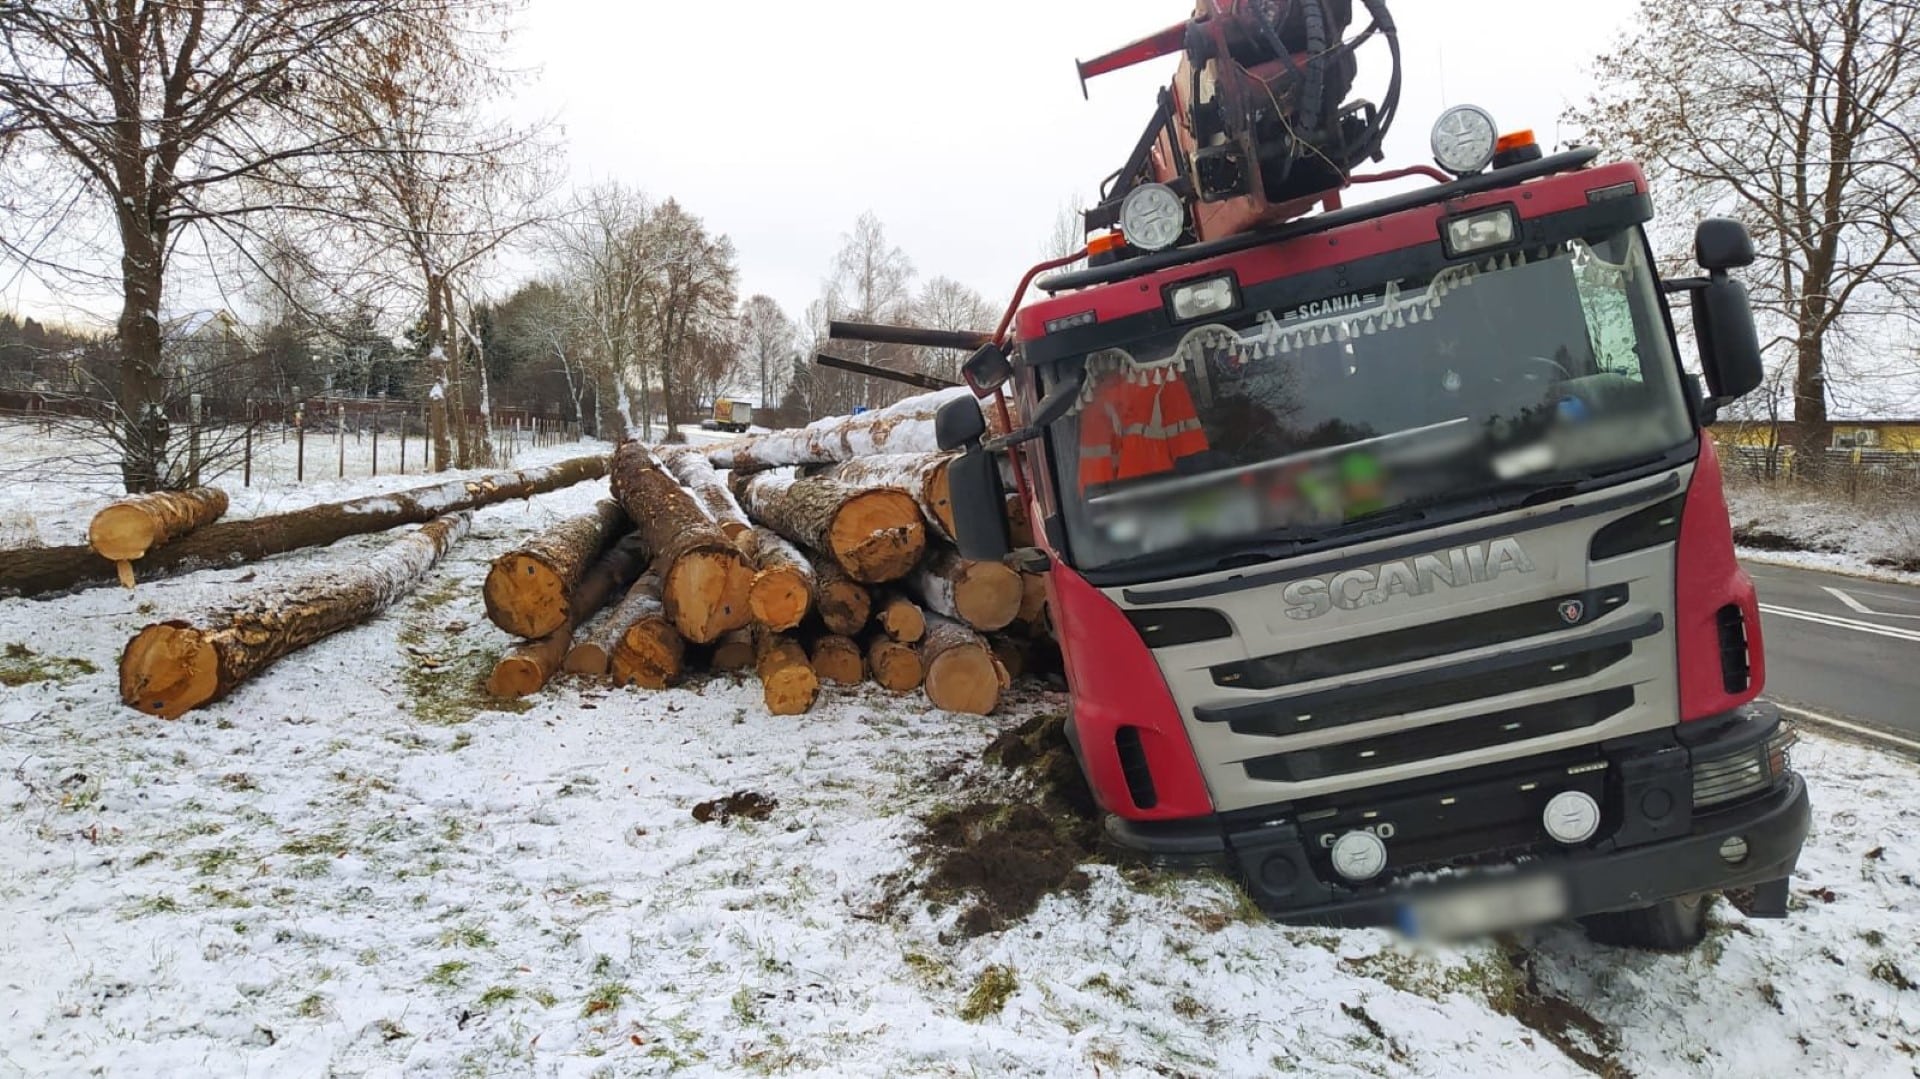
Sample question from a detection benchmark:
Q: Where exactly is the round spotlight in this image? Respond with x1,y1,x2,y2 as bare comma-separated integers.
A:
1120,183,1186,252
1543,790,1601,845
1329,830,1388,881
1719,836,1750,865
1432,105,1500,176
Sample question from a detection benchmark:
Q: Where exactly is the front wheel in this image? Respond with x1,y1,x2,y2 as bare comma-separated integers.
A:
1580,892,1715,951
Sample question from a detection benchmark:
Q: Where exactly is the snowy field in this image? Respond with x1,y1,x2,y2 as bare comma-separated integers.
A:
1726,478,1920,585
1,429,1917,1076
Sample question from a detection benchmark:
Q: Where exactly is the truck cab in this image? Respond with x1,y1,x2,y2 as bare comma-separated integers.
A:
941,122,1809,948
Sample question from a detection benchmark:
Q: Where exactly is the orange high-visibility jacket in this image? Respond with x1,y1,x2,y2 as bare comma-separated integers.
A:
1078,375,1210,490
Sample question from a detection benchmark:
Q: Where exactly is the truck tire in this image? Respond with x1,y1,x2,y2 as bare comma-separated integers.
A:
1580,892,1715,951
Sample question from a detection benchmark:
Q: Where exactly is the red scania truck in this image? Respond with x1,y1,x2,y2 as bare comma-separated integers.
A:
917,1,1810,948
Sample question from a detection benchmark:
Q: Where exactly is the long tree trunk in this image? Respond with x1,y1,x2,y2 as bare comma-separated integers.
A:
116,219,170,494
816,454,957,541
920,612,1003,716
754,628,819,715
737,526,814,631
608,442,754,643
657,445,752,540
426,272,452,472
89,487,229,587
121,513,470,719
731,468,925,583
3,455,609,600
482,500,630,639
908,547,1022,631
701,387,1011,471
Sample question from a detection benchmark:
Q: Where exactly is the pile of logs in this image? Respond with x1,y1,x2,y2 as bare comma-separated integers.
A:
481,388,1053,717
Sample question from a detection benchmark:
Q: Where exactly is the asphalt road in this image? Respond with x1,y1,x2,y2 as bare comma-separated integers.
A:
1744,559,1920,748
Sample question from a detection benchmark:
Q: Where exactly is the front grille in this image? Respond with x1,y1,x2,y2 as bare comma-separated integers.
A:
1243,687,1637,784
1196,613,1660,737
1212,585,1630,690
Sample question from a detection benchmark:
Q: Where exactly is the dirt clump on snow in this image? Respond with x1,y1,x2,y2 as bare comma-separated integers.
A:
908,712,1103,937
692,790,777,824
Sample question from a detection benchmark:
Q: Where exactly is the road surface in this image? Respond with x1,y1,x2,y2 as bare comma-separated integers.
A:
1744,559,1920,748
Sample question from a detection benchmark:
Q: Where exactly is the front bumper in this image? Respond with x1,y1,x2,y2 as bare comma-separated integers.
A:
1102,705,1811,927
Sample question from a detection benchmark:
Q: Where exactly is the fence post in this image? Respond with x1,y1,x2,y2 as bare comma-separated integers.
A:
400,421,407,475
372,416,380,476
243,422,253,488
337,404,346,479
296,410,306,483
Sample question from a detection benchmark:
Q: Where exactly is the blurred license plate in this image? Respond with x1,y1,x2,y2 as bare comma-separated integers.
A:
1399,874,1569,940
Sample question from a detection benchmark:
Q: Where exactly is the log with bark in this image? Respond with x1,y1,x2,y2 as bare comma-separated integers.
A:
710,628,755,672
866,635,924,693
656,445,752,541
488,630,572,698
874,591,925,643
816,454,956,542
482,500,629,640
811,556,872,636
88,487,230,587
608,442,754,644
702,386,1011,471
731,468,925,583
607,572,686,689
988,634,1028,683
755,628,819,715
556,537,652,676
5,455,607,600
809,634,865,686
920,613,1004,716
1017,572,1048,629
908,547,1022,632
737,526,813,631
120,513,471,720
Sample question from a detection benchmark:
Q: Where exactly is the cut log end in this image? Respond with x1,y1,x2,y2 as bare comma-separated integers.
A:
810,635,864,685
756,632,819,716
89,504,160,563
827,490,926,583
950,560,1022,631
816,575,872,637
877,594,925,643
120,623,220,720
924,646,1001,716
867,637,924,693
483,552,572,640
661,548,755,644
488,631,571,699
711,629,755,672
749,568,810,632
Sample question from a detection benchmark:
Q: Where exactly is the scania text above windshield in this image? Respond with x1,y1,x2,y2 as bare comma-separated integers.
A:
1050,230,1695,574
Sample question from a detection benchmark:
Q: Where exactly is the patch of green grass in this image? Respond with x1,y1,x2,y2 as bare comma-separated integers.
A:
193,847,241,875
450,731,474,752
731,987,759,1025
358,949,382,967
287,859,332,880
959,965,1018,1022
902,951,948,987
581,981,628,1017
1872,958,1917,992
530,988,558,1008
426,960,470,989
192,884,253,909
219,773,258,792
0,643,99,687
131,850,165,868
280,830,346,856
437,922,492,949
477,985,519,1007
294,993,329,1019
1172,993,1205,1020
1080,973,1132,1006
128,894,180,917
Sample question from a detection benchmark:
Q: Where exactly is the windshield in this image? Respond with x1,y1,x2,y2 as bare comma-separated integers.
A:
1052,229,1695,572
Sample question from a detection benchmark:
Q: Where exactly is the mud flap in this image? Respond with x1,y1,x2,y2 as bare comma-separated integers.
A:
1744,876,1791,918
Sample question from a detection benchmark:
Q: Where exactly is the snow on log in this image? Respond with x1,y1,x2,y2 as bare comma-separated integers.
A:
811,555,872,636
866,635,924,693
815,454,957,542
488,630,572,698
482,500,629,640
809,634,865,686
754,628,819,715
702,386,1011,471
657,445,752,541
88,487,229,586
920,612,1002,716
737,526,813,631
608,572,685,689
609,442,754,644
3,455,607,599
731,468,925,583
875,591,926,643
120,513,471,720
908,547,1022,632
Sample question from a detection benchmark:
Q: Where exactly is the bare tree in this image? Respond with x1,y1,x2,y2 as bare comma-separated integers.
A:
545,184,651,439
636,199,737,438
737,294,793,407
823,212,915,407
1570,0,1920,475
911,276,999,382
0,0,501,490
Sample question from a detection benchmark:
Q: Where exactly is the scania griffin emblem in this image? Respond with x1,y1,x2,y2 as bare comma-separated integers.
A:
1558,599,1586,625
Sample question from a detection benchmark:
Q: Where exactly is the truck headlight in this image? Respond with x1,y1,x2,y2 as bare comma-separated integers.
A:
1694,725,1796,808
1167,273,1239,322
1442,206,1519,258
1121,183,1186,252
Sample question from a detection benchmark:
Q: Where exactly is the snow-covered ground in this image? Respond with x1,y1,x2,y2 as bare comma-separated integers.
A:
1726,479,1920,584
1,434,1917,1076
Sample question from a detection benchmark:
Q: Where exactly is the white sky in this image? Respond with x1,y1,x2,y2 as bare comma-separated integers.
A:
510,0,1642,321
4,0,1643,328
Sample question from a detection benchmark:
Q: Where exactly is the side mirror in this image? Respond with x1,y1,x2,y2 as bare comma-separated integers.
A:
1689,221,1764,405
963,343,1014,392
1695,218,1756,272
935,395,986,451
948,447,1011,561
